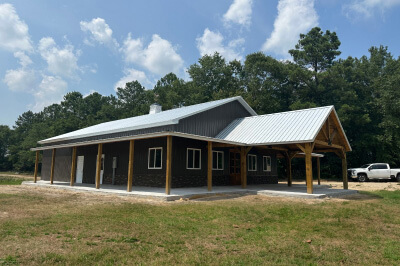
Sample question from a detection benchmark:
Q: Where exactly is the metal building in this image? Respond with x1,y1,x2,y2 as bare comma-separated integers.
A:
31,96,351,194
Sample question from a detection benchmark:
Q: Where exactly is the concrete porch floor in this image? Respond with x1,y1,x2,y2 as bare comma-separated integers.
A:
22,180,358,201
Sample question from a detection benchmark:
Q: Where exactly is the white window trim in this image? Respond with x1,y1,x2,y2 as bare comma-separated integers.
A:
263,156,271,172
212,150,224,170
187,148,201,170
248,154,257,171
148,147,163,169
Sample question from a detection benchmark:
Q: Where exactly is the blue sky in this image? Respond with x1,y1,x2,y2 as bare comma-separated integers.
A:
1,0,400,126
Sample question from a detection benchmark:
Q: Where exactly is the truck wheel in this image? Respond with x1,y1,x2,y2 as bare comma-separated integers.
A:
358,174,368,182
397,174,400,182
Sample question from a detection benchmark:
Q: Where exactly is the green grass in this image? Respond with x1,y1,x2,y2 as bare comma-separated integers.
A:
0,176,25,185
0,188,399,265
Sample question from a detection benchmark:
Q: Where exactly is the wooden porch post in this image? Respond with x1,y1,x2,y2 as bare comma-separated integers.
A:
165,136,172,195
317,157,321,185
34,150,39,183
70,147,77,186
207,141,212,191
241,147,247,188
50,148,56,184
342,151,348,190
305,143,313,194
95,143,103,189
127,140,134,192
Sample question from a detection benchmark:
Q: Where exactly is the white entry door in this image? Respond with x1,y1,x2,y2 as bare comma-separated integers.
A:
100,154,105,184
76,156,84,183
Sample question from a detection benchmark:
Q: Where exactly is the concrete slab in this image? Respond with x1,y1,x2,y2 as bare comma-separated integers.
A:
22,181,358,201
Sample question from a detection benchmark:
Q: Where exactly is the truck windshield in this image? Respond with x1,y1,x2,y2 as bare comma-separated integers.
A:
361,164,371,168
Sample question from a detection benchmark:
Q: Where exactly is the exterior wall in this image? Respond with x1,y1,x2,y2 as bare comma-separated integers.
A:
40,137,278,187
41,147,72,182
246,148,278,184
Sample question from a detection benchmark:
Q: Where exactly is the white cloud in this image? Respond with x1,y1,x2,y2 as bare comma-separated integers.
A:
80,18,119,47
3,68,36,92
83,89,98,98
114,68,151,91
262,0,318,58
0,3,32,52
14,51,32,67
38,37,80,79
121,34,184,76
343,0,400,19
32,75,68,112
223,0,253,27
196,28,244,61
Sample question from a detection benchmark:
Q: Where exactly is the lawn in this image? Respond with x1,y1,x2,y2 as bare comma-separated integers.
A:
0,185,399,265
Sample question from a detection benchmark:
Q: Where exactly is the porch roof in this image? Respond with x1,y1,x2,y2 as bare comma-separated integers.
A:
216,106,351,151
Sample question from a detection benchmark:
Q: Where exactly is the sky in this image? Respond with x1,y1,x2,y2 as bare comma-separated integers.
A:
1,0,400,127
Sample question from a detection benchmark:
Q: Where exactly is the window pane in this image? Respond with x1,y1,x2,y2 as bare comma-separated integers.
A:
218,152,223,169
263,157,266,171
188,149,193,168
149,149,155,168
212,151,217,169
155,149,162,168
267,157,271,166
194,150,200,169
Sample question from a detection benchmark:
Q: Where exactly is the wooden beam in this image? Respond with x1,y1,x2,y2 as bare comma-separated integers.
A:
317,157,321,185
50,148,56,185
246,146,252,154
327,116,331,141
321,123,328,140
70,147,77,186
296,143,305,153
165,135,172,195
211,143,236,148
305,143,313,194
95,143,103,189
314,140,344,150
240,147,247,189
34,150,39,183
127,140,134,192
207,141,212,191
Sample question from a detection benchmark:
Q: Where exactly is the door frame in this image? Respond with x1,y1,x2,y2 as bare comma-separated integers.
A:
229,149,241,185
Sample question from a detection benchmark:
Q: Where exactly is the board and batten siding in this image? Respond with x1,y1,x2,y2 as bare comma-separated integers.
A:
176,100,252,137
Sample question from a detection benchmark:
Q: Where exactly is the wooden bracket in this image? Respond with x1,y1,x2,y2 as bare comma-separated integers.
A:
296,144,305,153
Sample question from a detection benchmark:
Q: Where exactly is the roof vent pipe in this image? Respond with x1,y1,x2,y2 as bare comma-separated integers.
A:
149,103,162,114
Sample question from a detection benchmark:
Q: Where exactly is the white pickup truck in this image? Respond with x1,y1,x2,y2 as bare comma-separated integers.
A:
348,163,400,182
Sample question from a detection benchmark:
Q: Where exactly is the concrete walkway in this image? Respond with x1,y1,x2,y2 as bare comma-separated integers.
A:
22,180,357,201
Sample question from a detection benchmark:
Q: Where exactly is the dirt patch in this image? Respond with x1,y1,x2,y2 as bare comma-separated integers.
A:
289,179,400,191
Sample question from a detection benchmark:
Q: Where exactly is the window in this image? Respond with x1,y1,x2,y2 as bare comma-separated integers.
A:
187,148,201,169
212,151,224,170
148,148,162,169
263,156,271,172
248,154,257,171
370,164,388,170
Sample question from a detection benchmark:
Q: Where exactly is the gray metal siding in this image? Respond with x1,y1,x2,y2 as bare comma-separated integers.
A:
40,148,72,182
176,100,252,137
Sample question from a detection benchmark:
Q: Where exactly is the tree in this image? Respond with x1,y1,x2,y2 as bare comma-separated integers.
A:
289,27,341,104
116,81,154,118
0,125,12,170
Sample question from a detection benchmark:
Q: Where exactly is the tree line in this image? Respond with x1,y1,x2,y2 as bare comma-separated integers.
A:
0,27,399,178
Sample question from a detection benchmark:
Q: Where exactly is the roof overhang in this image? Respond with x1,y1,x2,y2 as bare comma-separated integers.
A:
31,131,246,151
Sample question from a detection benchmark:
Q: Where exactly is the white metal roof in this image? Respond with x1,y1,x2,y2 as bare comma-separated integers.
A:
216,105,350,148
38,96,256,144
